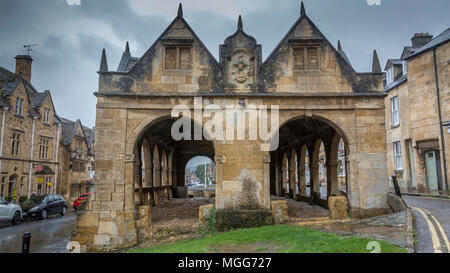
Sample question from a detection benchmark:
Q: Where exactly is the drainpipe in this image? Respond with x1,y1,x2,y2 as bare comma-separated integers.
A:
0,107,8,174
27,117,37,198
53,124,61,194
433,48,448,191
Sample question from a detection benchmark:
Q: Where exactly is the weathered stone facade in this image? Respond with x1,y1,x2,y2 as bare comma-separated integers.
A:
384,30,449,194
74,3,390,252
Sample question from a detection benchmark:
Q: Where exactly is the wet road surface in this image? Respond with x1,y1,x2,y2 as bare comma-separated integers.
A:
0,213,76,253
403,195,450,253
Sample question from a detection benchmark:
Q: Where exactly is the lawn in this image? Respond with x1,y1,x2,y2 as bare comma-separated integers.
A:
128,225,406,253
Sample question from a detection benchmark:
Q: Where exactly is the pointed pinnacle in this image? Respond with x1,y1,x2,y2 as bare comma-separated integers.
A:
100,48,108,72
337,40,342,52
125,41,130,54
301,1,306,16
372,49,382,73
177,3,183,18
238,15,243,31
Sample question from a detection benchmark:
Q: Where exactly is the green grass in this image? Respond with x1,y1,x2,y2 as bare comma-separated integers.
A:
128,225,406,253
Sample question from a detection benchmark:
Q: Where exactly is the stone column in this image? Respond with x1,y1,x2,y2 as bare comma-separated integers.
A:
309,141,321,204
274,153,281,196
215,155,225,209
263,154,271,209
281,153,288,197
289,149,297,199
297,146,307,198
153,146,161,205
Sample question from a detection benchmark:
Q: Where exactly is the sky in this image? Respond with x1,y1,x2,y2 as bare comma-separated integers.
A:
0,0,449,128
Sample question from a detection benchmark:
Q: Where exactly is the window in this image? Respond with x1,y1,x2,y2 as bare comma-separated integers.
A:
39,138,50,159
293,46,320,70
15,98,24,116
386,67,394,84
402,61,407,75
37,184,42,195
165,46,192,70
391,96,400,126
394,142,403,170
11,132,22,156
1,177,5,198
20,177,25,196
43,108,51,124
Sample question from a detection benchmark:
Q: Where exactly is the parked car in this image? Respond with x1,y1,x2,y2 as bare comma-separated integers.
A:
21,194,67,220
73,192,93,211
0,197,22,225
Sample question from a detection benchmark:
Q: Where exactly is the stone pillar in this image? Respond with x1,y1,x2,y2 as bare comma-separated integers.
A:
309,140,321,204
281,153,288,197
297,146,307,198
153,145,161,205
214,155,225,209
289,149,297,199
263,154,271,209
274,153,281,196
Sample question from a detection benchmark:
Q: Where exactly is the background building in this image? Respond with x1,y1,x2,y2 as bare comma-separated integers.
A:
57,117,94,203
384,29,450,194
0,55,62,202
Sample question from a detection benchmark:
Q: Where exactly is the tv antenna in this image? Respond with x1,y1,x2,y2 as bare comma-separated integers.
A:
23,44,38,55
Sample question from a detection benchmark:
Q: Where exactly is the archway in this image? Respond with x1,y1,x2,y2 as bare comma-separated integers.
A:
132,116,215,225
270,116,349,213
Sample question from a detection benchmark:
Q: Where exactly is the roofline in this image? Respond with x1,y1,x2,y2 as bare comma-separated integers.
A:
405,31,450,60
94,91,387,98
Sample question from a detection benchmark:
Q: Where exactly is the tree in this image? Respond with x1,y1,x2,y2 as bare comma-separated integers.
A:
195,164,206,184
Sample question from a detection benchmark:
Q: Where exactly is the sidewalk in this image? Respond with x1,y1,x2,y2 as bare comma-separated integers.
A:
390,190,450,199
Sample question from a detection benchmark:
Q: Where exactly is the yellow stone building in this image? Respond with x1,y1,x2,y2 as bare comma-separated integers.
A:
73,3,391,252
0,55,61,202
384,30,450,194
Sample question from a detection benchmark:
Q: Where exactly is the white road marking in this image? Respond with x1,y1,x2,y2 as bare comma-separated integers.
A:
411,206,443,253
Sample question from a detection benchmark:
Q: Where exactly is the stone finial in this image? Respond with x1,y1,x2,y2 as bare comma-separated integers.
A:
372,49,382,73
100,48,108,72
238,15,243,31
177,3,183,18
337,40,342,52
301,1,306,16
125,41,130,54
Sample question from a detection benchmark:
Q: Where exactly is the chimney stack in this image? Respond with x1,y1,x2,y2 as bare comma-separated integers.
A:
15,55,33,83
411,33,433,48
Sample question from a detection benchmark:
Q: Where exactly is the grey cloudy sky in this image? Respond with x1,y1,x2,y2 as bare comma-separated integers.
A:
0,0,449,128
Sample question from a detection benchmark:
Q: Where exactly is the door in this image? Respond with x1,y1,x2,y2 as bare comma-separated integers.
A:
425,151,439,190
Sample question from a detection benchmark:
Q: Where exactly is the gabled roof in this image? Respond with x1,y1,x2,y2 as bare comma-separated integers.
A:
384,59,402,71
123,6,219,76
0,65,59,120
405,28,450,60
60,117,94,153
263,12,355,72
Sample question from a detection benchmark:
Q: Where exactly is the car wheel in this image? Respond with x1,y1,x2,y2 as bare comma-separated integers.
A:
61,206,67,216
11,211,21,225
40,209,47,220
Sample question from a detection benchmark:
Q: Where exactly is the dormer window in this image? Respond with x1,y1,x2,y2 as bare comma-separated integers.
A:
164,46,192,70
15,98,24,116
402,61,407,75
43,108,51,124
292,46,320,70
386,67,394,84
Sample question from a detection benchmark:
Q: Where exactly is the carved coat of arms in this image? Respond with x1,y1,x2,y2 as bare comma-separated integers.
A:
231,54,254,84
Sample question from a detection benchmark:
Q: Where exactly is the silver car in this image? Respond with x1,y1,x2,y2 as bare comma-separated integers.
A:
0,197,22,225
